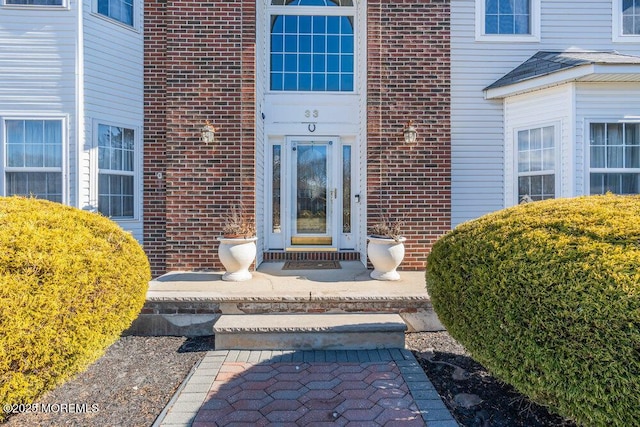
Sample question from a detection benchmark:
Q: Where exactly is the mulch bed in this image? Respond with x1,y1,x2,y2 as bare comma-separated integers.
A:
3,336,214,427
406,332,577,427
4,332,576,426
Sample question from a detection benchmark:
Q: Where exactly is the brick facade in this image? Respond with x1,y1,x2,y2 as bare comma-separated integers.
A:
144,0,450,277
144,1,257,277
366,0,451,269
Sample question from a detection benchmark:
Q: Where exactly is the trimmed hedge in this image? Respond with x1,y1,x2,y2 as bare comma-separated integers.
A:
426,195,640,426
0,197,149,420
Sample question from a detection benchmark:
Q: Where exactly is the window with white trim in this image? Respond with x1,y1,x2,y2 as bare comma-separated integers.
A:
517,125,555,202
4,119,63,202
622,0,640,34
269,0,355,92
97,124,135,218
96,0,133,26
613,0,640,41
4,0,63,5
589,123,640,194
476,0,540,41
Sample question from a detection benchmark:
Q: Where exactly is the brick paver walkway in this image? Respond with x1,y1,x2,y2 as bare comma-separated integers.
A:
157,349,458,427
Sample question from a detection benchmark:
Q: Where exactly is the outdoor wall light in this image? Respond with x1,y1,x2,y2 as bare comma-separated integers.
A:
403,120,417,144
201,121,216,144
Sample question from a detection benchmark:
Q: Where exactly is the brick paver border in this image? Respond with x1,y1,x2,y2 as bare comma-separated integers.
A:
156,349,458,427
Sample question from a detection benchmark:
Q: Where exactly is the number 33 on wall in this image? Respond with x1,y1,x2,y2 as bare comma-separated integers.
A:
304,109,319,118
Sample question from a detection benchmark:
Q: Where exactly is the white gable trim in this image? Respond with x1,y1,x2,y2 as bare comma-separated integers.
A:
485,64,640,99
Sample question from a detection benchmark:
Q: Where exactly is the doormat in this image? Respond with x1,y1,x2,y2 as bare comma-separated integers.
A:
282,260,342,270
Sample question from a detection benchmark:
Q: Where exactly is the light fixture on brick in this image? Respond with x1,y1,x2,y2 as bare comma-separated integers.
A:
200,120,216,143
403,120,417,144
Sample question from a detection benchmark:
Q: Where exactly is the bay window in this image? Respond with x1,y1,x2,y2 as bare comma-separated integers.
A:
589,123,640,194
517,125,556,202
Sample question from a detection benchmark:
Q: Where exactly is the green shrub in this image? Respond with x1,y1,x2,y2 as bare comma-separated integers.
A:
0,197,149,420
426,195,640,426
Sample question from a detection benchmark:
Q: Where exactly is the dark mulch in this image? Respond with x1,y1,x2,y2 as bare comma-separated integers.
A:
4,332,576,426
3,336,214,427
406,332,577,427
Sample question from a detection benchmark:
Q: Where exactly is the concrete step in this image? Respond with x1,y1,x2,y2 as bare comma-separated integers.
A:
213,313,407,350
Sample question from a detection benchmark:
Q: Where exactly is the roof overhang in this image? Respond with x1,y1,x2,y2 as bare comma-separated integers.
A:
484,63,640,100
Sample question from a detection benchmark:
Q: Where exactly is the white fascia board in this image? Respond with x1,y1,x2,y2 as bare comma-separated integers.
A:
484,65,595,100
484,63,640,100
588,64,640,76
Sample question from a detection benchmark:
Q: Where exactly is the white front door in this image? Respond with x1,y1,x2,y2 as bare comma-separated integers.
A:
265,135,358,252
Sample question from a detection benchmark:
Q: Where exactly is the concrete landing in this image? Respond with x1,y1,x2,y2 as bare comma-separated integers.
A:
213,313,407,350
128,262,445,337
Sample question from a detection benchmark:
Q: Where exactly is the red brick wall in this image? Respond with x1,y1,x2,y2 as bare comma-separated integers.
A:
366,0,451,269
144,1,256,277
143,0,167,275
144,0,450,275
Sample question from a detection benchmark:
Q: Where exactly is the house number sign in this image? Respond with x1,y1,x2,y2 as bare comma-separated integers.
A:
304,109,319,132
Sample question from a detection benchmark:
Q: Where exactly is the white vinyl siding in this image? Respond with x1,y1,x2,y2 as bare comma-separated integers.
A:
0,1,144,242
452,0,640,226
0,5,77,205
84,0,143,239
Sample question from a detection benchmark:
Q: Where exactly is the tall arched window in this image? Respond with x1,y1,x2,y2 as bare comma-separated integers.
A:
270,0,355,92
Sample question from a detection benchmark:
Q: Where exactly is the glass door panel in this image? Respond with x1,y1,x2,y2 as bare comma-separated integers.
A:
293,142,332,245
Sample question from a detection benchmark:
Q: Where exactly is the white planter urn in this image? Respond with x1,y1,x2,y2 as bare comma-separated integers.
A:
217,236,257,282
367,236,406,281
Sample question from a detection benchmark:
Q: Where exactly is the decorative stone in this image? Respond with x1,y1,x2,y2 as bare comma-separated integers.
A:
454,393,483,409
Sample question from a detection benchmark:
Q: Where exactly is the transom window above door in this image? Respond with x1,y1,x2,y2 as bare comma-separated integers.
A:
270,0,355,92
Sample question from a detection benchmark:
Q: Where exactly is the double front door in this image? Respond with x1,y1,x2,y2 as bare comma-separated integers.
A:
269,137,355,250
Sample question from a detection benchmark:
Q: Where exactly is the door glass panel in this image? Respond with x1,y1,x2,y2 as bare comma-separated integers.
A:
272,145,282,233
296,145,327,234
343,145,351,233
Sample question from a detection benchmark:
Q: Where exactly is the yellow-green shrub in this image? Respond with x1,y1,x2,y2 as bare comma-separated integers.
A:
426,195,640,426
0,197,149,420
